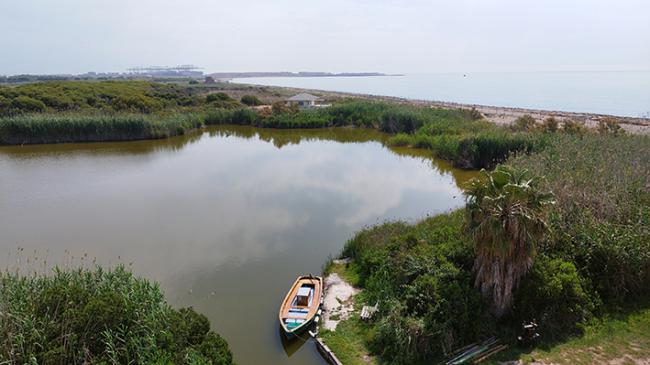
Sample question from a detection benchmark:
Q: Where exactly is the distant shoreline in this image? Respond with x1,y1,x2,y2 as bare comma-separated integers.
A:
209,71,401,79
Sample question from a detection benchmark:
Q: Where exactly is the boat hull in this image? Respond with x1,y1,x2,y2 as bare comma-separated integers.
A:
278,275,323,339
281,316,315,339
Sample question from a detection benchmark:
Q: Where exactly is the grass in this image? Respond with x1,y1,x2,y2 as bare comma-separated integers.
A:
320,262,376,365
320,317,378,365
487,301,650,364
323,261,362,288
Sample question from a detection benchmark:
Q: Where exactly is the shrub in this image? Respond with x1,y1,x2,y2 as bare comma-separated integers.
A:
468,107,483,120
513,257,597,335
343,212,492,363
386,133,411,147
541,116,559,133
10,95,47,113
555,216,650,303
240,95,262,106
112,95,162,113
511,114,536,131
205,93,240,109
0,96,10,116
0,266,234,364
598,117,623,135
2,81,203,114
206,92,232,102
271,101,290,115
562,119,586,135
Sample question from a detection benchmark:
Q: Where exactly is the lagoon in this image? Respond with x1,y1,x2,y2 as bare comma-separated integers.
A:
0,126,474,365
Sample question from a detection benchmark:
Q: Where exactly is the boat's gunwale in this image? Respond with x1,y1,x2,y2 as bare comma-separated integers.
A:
278,275,323,335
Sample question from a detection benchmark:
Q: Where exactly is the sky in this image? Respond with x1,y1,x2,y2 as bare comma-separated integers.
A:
1,0,649,75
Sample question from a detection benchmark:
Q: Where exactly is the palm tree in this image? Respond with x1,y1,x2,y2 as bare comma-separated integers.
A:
464,165,554,317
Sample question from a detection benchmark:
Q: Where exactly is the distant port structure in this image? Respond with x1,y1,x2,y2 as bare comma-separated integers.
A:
126,65,203,78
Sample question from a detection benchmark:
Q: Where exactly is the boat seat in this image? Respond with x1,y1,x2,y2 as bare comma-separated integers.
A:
288,308,309,316
285,318,305,329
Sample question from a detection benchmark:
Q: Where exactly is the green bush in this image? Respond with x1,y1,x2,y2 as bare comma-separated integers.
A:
0,81,204,115
342,212,492,364
513,256,597,335
541,117,559,133
206,92,232,102
240,95,262,106
10,95,47,113
512,114,536,131
386,133,411,147
554,216,650,303
562,119,586,135
0,266,234,365
598,117,624,135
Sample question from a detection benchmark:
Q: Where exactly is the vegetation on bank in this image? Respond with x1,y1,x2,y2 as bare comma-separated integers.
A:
0,80,548,169
335,131,649,364
0,266,234,365
489,301,650,364
0,114,205,144
0,81,214,115
2,80,646,364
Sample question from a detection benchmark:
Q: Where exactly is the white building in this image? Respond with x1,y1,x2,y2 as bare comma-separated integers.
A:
286,93,321,108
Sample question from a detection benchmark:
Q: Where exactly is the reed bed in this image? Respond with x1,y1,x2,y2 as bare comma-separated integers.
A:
0,113,204,145
0,263,234,364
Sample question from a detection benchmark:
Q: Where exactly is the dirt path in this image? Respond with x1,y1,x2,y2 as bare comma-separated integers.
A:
321,272,359,331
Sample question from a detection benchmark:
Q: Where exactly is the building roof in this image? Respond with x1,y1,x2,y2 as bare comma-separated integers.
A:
287,93,320,102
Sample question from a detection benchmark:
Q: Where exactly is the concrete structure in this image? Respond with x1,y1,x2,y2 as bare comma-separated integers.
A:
286,93,321,108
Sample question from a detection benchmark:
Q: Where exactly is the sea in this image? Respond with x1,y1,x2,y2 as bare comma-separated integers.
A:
235,71,650,118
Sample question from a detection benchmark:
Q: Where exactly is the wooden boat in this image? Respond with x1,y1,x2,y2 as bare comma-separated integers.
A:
278,275,323,338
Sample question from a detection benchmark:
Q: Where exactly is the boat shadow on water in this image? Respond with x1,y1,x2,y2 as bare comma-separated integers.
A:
278,324,315,357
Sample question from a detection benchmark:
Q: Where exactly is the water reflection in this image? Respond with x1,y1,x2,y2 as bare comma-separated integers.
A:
0,126,475,365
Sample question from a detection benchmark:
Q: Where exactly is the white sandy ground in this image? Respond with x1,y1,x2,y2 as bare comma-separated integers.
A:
501,357,650,365
321,269,359,331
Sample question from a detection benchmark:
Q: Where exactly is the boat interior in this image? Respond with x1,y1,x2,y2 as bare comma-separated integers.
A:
282,283,316,330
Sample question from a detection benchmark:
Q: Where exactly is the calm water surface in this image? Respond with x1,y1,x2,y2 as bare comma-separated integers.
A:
237,71,650,117
0,126,475,365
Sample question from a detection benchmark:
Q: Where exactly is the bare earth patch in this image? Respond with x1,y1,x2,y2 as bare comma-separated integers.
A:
322,272,359,331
